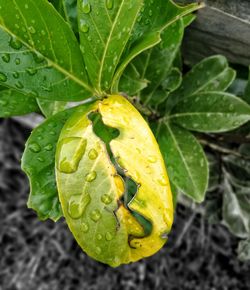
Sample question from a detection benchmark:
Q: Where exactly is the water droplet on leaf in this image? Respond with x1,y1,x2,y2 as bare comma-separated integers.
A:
28,142,41,153
85,171,97,182
90,209,101,222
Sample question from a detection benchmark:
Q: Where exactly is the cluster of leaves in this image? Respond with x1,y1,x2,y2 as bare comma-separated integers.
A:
0,0,250,263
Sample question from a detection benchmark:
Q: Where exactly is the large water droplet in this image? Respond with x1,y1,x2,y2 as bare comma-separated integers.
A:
90,209,101,222
28,142,41,153
68,193,91,219
9,37,22,50
2,53,10,63
0,72,7,82
57,137,87,174
85,171,97,182
106,0,113,10
88,148,98,160
101,194,113,205
80,20,89,33
105,232,113,241
82,0,91,13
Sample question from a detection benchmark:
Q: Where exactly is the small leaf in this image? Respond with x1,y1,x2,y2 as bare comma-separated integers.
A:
78,0,143,92
21,105,84,221
37,98,67,118
112,1,200,90
166,55,236,111
157,122,208,202
0,89,39,117
171,92,250,133
56,95,173,267
0,0,92,101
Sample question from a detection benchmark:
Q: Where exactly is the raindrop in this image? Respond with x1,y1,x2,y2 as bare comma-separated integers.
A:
28,142,41,153
101,194,113,205
157,176,168,186
15,81,24,89
2,53,10,63
85,171,97,182
82,0,91,13
9,37,22,50
15,58,21,65
105,232,113,241
57,137,87,174
28,26,36,34
95,247,102,254
80,20,89,33
13,72,20,79
106,0,113,10
0,72,7,82
88,148,98,160
68,193,91,219
37,157,45,162
26,67,37,75
96,233,103,240
44,143,53,151
90,209,101,222
148,155,157,163
81,222,89,233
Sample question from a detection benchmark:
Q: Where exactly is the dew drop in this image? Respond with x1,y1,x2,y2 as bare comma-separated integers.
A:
148,155,157,163
57,137,87,174
85,171,97,182
26,67,37,75
101,194,113,205
96,233,103,241
44,143,53,151
37,157,45,162
105,232,113,241
0,72,7,82
157,176,168,186
2,53,10,63
28,26,36,34
88,148,98,160
90,209,101,222
15,58,21,65
28,142,41,153
95,247,102,254
68,194,91,219
82,0,91,13
9,37,22,50
81,222,89,233
15,81,24,89
106,0,113,10
13,72,20,79
80,20,89,33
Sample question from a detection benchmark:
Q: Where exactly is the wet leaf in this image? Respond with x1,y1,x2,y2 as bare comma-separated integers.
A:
157,122,208,202
56,95,173,267
37,98,67,118
171,92,250,133
0,0,92,101
0,88,39,117
21,105,83,221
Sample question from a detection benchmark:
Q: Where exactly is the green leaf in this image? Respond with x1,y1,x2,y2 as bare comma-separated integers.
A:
0,0,92,101
112,0,200,90
21,105,83,221
244,66,250,104
77,0,143,92
0,88,39,117
170,92,250,133
157,122,208,203
118,63,148,96
37,98,67,118
162,67,182,93
166,55,236,111
139,19,185,104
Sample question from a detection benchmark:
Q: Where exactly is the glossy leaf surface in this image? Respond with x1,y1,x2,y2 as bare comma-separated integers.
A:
56,95,173,266
0,88,39,117
157,122,208,202
21,106,81,221
0,0,92,101
170,92,250,133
